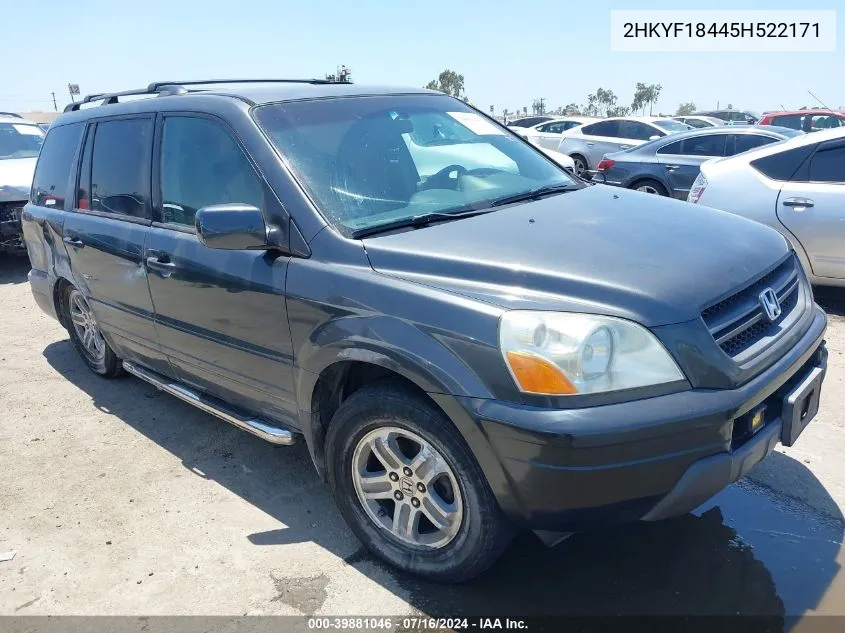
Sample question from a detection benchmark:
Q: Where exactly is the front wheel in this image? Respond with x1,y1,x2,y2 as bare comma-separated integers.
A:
325,382,512,582
64,286,123,377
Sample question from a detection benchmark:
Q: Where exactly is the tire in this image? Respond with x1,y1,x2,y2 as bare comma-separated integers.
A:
63,285,123,378
631,178,669,196
570,154,588,177
325,381,513,582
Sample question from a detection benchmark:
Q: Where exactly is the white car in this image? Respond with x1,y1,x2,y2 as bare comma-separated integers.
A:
557,117,691,176
689,127,845,286
1,115,45,255
515,117,600,149
673,115,725,129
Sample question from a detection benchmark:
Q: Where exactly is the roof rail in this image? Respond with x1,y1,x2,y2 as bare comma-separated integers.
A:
63,78,342,113
0,111,23,118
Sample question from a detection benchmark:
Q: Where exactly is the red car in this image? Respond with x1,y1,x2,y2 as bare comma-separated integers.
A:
757,109,845,132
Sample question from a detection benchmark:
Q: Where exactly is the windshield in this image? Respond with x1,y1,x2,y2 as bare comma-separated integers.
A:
0,122,45,160
253,94,575,235
653,119,692,132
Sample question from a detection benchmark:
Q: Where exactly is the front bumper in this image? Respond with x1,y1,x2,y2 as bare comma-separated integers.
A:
0,201,26,254
458,305,827,530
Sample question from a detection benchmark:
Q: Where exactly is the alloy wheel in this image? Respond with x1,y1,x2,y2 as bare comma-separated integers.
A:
68,290,105,361
351,426,463,549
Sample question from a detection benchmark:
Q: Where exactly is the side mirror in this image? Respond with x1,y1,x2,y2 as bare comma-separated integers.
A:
648,135,661,141
195,204,270,250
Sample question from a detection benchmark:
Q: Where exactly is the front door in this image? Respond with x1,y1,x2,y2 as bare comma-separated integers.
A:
776,139,845,280
145,114,297,425
62,116,171,376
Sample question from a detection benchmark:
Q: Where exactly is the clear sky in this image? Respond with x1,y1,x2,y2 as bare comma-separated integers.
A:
3,0,842,116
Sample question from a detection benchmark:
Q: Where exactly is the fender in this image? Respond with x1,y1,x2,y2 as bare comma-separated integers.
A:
293,314,523,519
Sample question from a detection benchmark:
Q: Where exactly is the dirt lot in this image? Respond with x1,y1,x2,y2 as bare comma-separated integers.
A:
1,254,844,619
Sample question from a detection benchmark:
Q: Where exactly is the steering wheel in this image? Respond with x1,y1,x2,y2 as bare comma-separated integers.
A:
422,164,467,191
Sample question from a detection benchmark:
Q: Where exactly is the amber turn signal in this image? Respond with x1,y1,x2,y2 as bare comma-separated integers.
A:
505,351,578,395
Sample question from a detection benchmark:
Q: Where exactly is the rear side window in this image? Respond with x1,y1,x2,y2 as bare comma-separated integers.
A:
808,144,845,183
87,118,152,219
657,140,683,155
750,144,815,181
771,114,803,130
30,123,84,208
581,120,619,137
734,134,777,155
619,121,662,141
684,134,728,156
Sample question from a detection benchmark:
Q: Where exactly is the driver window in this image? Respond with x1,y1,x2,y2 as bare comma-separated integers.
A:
159,117,265,227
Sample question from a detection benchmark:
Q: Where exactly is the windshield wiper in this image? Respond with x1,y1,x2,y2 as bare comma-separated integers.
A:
490,183,580,207
351,208,494,238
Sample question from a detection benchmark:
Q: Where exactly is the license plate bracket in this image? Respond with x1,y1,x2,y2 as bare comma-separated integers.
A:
780,366,824,447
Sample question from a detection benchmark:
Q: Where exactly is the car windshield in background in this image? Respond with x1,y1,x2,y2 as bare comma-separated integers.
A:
253,94,575,235
0,122,45,160
653,119,692,132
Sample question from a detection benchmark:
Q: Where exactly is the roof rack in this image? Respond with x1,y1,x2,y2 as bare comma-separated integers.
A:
64,78,343,113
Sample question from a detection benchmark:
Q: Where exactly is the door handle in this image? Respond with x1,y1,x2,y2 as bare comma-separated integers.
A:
63,236,84,248
619,145,632,149
145,255,177,276
782,197,814,210
664,164,680,171
585,142,595,147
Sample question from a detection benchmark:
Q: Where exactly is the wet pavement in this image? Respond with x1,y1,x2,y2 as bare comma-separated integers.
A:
396,477,844,622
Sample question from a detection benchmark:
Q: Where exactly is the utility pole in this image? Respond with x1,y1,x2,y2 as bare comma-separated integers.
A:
51,92,57,112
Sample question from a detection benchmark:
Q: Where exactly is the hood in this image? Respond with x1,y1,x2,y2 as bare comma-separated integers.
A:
362,185,789,327
0,157,37,202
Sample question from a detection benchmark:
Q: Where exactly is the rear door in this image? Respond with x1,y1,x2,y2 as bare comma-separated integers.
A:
579,120,621,167
61,115,171,376
776,138,845,279
534,121,569,149
657,133,729,199
144,113,298,424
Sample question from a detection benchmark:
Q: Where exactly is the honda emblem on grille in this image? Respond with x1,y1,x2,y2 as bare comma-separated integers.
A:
759,288,781,322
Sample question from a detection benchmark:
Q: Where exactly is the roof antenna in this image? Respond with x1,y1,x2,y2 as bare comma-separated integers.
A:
807,90,831,111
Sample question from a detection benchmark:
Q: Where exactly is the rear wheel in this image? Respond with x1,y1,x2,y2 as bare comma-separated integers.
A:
64,286,122,377
631,179,669,196
570,154,588,177
325,382,512,582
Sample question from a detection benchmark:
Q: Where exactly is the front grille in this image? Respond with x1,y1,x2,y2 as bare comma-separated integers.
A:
701,255,802,359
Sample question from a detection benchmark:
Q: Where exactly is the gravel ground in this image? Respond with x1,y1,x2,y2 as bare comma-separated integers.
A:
1,254,843,619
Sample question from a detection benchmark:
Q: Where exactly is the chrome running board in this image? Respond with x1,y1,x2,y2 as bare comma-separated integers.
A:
122,361,297,445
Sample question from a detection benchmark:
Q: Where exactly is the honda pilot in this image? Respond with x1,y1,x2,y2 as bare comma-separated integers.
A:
23,79,827,582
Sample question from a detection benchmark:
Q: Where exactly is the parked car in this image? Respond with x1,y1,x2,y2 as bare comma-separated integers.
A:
1,115,45,255
694,110,759,125
672,115,724,129
515,117,600,149
506,115,554,128
593,126,801,199
690,127,845,286
757,110,845,133
557,117,691,176
24,79,828,582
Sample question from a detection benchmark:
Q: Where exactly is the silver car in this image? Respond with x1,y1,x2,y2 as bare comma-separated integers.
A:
557,117,691,176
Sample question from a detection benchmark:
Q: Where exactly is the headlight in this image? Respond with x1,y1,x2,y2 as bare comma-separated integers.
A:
499,311,685,396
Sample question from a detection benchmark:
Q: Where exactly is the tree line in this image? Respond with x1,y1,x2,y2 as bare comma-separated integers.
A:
425,69,702,119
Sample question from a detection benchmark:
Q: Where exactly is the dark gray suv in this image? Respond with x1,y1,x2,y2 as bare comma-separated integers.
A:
23,80,828,582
